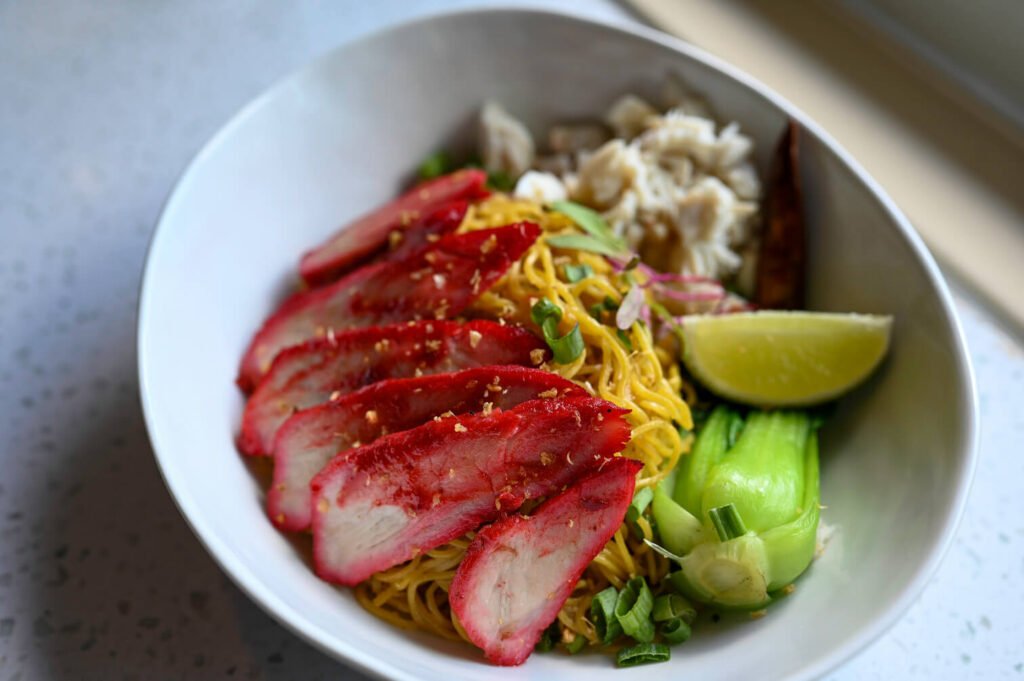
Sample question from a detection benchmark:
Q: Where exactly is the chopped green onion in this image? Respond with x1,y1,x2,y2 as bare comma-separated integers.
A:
547,234,623,256
547,324,584,364
563,263,594,283
417,151,452,180
551,200,627,252
615,642,671,667
534,621,560,652
588,296,621,323
530,298,584,364
652,593,696,624
625,486,653,538
623,255,641,271
659,617,692,645
590,586,622,644
530,298,562,327
616,328,633,351
615,577,655,643
564,632,587,654
709,504,748,542
487,170,516,192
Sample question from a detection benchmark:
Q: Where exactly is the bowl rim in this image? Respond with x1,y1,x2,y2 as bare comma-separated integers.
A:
136,6,980,680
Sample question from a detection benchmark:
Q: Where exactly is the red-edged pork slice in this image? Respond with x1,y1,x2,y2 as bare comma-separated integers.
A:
237,222,540,391
239,320,546,456
380,199,467,263
310,396,631,586
450,458,641,666
300,169,489,285
268,366,586,531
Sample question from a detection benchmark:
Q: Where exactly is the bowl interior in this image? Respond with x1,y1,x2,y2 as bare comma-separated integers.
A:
138,10,975,681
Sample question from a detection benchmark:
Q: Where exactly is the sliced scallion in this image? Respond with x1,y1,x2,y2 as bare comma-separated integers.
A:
534,620,560,652
530,298,562,327
564,632,587,654
626,487,653,539
652,593,697,624
530,298,584,364
548,324,584,363
614,577,655,643
590,586,622,644
417,151,451,180
487,170,515,192
616,328,633,352
708,503,748,542
659,617,692,645
563,263,594,283
615,642,671,667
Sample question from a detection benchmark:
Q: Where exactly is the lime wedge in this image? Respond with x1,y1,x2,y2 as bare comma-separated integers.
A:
680,311,892,406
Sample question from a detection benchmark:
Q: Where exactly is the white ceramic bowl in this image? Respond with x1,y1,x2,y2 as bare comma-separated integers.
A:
138,8,978,680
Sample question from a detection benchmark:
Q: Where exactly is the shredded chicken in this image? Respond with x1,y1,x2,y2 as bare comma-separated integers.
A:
479,101,535,178
479,84,762,283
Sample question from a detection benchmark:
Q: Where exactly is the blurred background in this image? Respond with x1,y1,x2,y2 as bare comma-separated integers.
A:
0,2,1020,680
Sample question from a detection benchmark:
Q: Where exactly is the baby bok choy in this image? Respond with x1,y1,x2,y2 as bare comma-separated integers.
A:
648,407,821,609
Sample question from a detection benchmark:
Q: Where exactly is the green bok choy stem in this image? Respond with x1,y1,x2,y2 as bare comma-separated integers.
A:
655,409,821,609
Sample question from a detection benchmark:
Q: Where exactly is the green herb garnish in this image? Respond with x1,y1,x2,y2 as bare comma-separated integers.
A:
530,298,584,364
615,642,670,667
616,328,634,351
551,200,627,253
565,632,587,654
547,234,623,256
590,586,622,644
534,620,560,652
563,263,594,283
417,152,452,180
659,617,692,645
614,577,655,643
487,170,516,192
651,594,696,624
625,486,653,539
708,503,748,542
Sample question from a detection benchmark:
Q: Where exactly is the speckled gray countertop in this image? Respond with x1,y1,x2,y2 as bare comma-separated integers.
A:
1,2,1021,679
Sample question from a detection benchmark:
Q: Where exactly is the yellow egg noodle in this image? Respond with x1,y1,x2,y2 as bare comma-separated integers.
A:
354,195,695,646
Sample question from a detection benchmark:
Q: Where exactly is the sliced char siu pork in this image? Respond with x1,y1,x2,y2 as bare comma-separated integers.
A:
238,320,546,456
310,396,631,587
237,222,540,391
450,457,641,666
380,200,468,263
269,366,587,531
300,169,489,285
